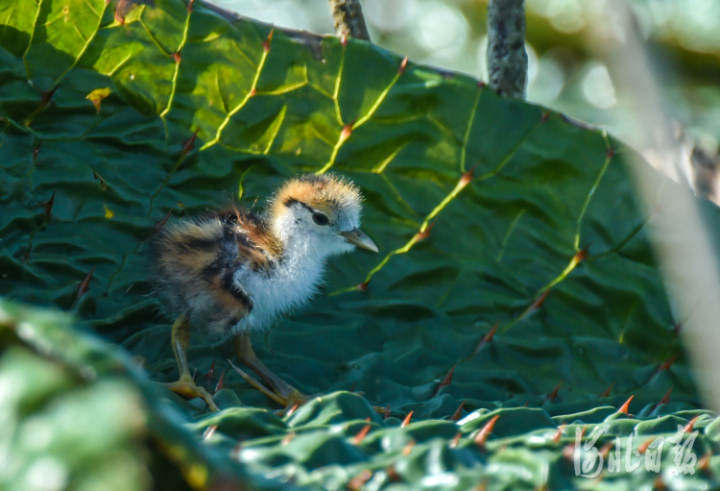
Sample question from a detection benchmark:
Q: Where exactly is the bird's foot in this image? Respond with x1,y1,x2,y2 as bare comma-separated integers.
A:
228,360,307,408
284,389,307,407
165,375,219,412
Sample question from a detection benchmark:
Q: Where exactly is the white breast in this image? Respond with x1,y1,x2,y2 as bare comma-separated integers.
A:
231,240,326,333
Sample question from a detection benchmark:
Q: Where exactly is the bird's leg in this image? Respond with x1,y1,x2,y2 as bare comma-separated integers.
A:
232,333,307,407
165,313,219,412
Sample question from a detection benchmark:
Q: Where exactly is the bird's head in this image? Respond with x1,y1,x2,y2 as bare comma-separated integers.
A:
269,174,378,257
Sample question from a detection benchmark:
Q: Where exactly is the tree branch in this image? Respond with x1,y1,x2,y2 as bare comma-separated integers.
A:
328,0,370,41
486,0,527,99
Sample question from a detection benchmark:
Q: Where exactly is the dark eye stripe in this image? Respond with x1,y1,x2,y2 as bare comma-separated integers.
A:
284,198,331,225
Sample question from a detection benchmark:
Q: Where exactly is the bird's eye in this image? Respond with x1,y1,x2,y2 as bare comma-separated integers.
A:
312,212,329,226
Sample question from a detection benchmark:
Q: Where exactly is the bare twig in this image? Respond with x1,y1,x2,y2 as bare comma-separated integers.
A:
691,145,719,204
328,0,370,41
486,0,527,99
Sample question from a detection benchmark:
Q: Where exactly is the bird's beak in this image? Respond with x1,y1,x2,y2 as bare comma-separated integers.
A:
340,228,379,253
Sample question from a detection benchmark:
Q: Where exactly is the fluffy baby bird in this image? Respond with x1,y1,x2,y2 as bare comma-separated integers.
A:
152,174,378,410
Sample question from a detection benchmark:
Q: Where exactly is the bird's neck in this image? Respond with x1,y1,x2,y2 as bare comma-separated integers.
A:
270,214,331,269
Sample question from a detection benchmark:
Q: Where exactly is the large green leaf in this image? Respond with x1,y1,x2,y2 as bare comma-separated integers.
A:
1,0,719,487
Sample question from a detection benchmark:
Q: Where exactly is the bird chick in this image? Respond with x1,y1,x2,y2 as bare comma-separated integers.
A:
152,173,378,410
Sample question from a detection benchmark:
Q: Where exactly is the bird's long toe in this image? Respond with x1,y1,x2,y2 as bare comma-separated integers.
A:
228,359,307,408
165,375,219,412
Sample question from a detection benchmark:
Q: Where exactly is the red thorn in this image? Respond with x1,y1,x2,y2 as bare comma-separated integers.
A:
214,370,225,393
204,361,216,381
474,415,500,447
477,80,487,88
383,405,391,419
653,476,666,491
153,210,173,232
281,431,295,445
561,427,586,458
660,354,678,371
172,51,181,63
574,246,589,263
285,403,299,417
683,415,701,433
398,56,408,74
401,410,413,428
638,437,655,454
459,168,474,187
546,382,562,402
341,34,348,46
202,425,217,440
249,87,257,97
340,124,352,142
433,365,455,396
658,387,672,406
599,441,613,459
114,9,125,25
386,465,401,481
348,470,372,490
450,431,462,448
606,146,615,159
698,451,711,472
562,443,576,461
600,383,615,397
473,324,498,356
401,439,415,455
76,267,96,300
181,129,198,157
450,401,465,421
42,191,55,221
552,424,566,444
353,418,372,444
483,324,498,343
187,0,194,11
541,112,549,122
530,290,550,312
618,394,634,414
263,28,274,52
415,220,436,242
357,281,368,292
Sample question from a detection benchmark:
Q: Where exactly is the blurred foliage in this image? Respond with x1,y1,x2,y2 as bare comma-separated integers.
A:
2,0,720,488
0,299,260,489
5,298,720,489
